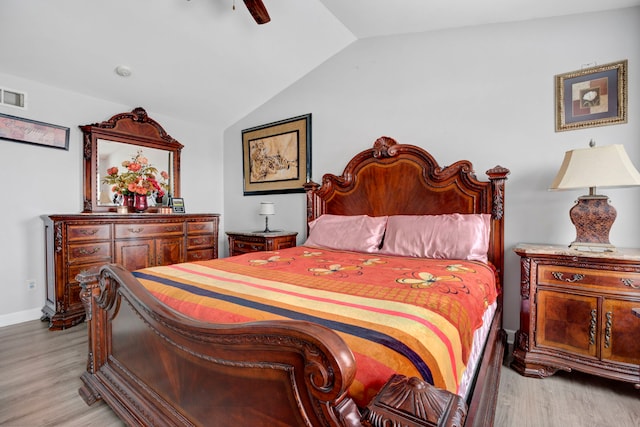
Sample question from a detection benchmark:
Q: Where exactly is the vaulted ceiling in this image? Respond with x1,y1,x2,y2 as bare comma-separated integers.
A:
2,0,638,127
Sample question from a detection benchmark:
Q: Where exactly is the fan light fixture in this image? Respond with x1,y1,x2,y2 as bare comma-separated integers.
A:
549,140,640,252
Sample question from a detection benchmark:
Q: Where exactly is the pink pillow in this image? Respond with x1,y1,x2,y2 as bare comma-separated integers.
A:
304,214,388,253
380,214,491,262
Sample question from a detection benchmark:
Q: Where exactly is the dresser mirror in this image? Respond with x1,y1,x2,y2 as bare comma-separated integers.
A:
81,107,183,212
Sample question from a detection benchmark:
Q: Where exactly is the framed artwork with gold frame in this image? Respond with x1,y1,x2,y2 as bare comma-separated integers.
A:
555,60,627,132
242,114,311,195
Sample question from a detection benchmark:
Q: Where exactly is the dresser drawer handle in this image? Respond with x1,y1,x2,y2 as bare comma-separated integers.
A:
237,243,245,248
128,228,143,233
552,272,584,283
78,247,100,255
621,278,638,289
165,226,182,232
192,238,206,245
78,229,99,236
191,253,203,260
604,311,613,349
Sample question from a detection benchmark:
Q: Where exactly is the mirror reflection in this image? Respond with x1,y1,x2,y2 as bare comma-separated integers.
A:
97,139,174,206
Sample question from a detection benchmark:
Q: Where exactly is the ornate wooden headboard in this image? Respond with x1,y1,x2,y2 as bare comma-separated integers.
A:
304,136,510,287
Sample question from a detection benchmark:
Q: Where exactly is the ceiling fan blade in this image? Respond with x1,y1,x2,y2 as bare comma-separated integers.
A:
243,0,271,24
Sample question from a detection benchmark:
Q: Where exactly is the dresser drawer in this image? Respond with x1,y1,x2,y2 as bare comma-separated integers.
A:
538,264,640,292
68,242,112,263
187,235,215,250
115,222,184,238
187,249,215,262
68,262,109,285
67,224,111,242
187,221,216,235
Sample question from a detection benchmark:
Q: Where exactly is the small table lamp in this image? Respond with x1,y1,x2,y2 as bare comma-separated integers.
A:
549,141,640,251
259,202,275,232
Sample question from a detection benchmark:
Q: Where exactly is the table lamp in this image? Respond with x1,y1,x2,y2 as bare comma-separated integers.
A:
549,141,640,251
259,202,275,232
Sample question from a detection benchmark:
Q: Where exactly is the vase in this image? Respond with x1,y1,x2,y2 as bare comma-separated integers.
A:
133,194,148,213
121,194,134,212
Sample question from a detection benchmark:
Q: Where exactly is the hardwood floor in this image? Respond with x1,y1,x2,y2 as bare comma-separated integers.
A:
0,320,638,426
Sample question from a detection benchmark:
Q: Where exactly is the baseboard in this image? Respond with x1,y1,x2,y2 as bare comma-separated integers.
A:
0,308,43,328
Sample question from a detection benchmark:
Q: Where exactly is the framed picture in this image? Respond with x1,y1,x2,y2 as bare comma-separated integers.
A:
242,114,311,195
555,60,627,132
0,113,69,149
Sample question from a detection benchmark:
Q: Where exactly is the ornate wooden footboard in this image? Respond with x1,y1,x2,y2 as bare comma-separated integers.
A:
78,265,471,426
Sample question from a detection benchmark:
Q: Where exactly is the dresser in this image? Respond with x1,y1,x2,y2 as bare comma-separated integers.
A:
512,243,640,389
42,213,219,330
226,230,298,256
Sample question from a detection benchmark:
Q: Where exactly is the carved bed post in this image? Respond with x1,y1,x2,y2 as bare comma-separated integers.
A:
486,165,510,295
76,266,118,406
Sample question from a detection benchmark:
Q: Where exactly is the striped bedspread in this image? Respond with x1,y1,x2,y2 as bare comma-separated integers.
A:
133,246,497,406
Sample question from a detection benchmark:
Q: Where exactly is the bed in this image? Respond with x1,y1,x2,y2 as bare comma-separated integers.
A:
77,136,509,426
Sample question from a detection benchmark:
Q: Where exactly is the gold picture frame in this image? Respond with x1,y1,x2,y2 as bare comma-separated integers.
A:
242,114,311,195
555,60,627,132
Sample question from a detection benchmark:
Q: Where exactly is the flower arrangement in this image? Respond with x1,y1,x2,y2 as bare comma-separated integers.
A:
102,150,169,202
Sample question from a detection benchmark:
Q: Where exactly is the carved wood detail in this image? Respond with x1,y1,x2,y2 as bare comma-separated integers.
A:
365,374,467,427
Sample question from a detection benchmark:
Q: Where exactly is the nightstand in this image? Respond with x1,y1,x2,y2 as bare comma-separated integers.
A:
512,243,640,389
226,230,298,257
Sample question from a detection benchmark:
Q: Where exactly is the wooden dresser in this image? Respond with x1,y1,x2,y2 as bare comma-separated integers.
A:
512,243,640,389
42,213,219,330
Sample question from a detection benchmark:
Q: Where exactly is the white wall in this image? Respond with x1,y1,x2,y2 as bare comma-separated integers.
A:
0,74,224,325
223,7,640,337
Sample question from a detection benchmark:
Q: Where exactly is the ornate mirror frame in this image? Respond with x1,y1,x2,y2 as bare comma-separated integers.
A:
81,107,183,213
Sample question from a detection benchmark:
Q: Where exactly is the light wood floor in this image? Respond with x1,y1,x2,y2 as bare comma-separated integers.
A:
0,320,638,426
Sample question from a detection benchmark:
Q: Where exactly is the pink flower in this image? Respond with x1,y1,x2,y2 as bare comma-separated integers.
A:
127,162,142,172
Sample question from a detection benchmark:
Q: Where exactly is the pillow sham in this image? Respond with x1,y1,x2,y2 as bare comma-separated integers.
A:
379,213,491,262
304,214,388,253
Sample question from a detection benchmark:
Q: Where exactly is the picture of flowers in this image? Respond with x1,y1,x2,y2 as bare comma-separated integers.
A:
555,60,627,131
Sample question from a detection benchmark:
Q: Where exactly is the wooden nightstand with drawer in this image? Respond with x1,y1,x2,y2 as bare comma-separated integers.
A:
512,243,640,389
226,231,298,257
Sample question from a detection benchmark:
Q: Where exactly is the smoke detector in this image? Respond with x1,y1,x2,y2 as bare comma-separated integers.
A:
115,65,132,77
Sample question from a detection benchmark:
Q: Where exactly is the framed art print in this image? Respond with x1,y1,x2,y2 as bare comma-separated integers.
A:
0,113,69,149
555,60,627,132
242,114,311,195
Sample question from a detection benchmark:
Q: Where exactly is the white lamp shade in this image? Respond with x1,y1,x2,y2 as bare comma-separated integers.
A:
549,144,640,190
259,202,275,215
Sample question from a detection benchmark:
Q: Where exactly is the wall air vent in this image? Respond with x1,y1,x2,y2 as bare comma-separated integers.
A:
1,87,27,109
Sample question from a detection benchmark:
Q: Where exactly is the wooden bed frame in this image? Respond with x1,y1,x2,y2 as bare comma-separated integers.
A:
77,137,509,426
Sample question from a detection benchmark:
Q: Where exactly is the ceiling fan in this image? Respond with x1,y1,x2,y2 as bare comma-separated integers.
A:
242,0,271,24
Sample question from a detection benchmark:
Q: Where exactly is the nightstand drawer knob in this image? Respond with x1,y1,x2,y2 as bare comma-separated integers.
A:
552,272,584,283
